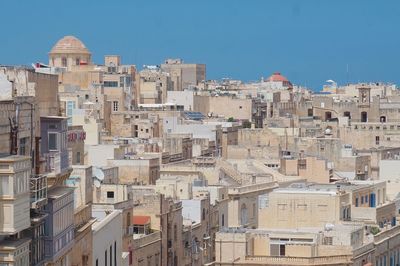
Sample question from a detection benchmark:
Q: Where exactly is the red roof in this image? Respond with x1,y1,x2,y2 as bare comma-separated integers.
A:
266,72,290,82
132,215,151,225
267,72,292,87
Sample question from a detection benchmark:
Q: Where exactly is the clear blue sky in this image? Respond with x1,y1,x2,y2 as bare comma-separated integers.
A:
1,0,399,90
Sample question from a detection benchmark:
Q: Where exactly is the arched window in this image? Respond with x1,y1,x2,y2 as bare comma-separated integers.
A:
380,116,386,123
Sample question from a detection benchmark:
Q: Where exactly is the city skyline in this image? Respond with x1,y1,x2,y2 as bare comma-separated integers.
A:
1,0,400,90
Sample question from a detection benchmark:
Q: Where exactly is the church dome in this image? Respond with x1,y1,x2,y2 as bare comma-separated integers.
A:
266,72,293,88
266,72,289,82
49,35,91,55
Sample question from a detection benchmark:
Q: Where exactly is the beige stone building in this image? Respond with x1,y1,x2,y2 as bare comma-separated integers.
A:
280,155,333,183
161,58,206,90
137,67,172,104
133,192,183,266
259,185,351,229
107,154,160,184
194,94,253,121
131,228,161,266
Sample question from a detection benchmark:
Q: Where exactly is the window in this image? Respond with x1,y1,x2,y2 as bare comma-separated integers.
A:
62,57,67,67
270,244,285,256
325,112,332,121
355,197,359,207
202,208,206,220
113,101,119,112
76,152,81,164
19,137,27,155
221,214,225,227
76,58,80,65
66,101,76,125
104,81,119,87
361,111,368,123
376,136,380,145
107,191,115,198
323,237,333,245
279,244,286,256
48,133,58,151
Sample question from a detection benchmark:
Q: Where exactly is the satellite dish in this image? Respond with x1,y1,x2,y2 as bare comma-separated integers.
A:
93,167,105,181
93,179,101,188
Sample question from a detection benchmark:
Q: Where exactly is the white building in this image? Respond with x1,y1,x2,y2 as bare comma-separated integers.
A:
167,90,195,111
92,209,126,266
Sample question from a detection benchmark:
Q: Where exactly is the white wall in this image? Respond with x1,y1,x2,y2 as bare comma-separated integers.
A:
87,145,120,167
167,90,194,111
181,200,201,223
0,71,12,100
92,210,123,266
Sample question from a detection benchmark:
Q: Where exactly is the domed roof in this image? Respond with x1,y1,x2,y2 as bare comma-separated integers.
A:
49,35,91,55
266,72,289,82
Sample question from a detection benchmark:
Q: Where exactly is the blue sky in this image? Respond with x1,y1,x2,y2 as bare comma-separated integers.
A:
1,0,399,90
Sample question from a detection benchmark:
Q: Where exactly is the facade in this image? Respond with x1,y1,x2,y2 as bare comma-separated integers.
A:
43,186,75,265
40,116,71,187
107,155,160,185
133,193,183,266
66,165,95,266
67,126,86,165
161,58,206,90
92,210,124,266
194,95,253,121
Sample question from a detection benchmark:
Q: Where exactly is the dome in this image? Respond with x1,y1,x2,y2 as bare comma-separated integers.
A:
266,72,289,82
49,35,91,55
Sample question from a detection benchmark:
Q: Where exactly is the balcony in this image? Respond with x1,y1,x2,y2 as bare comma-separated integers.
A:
30,174,48,209
43,150,71,186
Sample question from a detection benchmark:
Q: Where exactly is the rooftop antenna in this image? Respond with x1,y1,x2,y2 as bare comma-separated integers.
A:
346,64,349,85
